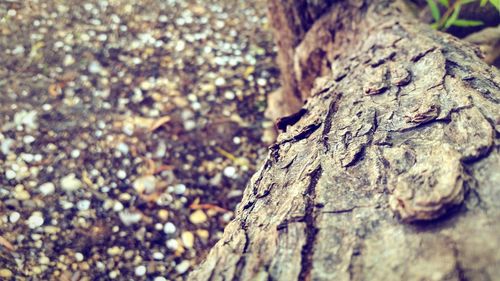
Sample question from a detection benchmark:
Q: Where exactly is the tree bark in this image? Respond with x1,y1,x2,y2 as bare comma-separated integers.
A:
265,0,337,119
190,0,500,280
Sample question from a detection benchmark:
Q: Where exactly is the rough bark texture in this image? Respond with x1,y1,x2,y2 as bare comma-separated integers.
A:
266,0,337,117
190,1,500,280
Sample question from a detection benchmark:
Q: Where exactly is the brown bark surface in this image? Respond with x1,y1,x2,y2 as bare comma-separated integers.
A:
266,0,336,117
190,1,500,280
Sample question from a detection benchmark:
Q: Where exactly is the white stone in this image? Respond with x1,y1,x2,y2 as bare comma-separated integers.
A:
75,252,84,262
60,200,74,210
133,175,156,194
70,149,80,158
154,277,167,281
88,61,103,74
181,231,195,249
118,210,142,226
224,91,235,100
184,120,196,131
39,182,55,196
113,201,124,212
23,135,35,144
9,212,20,223
5,170,16,180
63,55,75,66
116,142,129,154
27,211,44,229
13,110,38,130
117,170,127,180
77,200,91,211
175,260,190,274
20,153,34,162
134,265,147,276
166,239,179,250
163,222,176,234
173,183,186,195
175,40,186,52
1,138,14,155
215,77,226,86
223,166,237,178
152,252,164,260
60,173,82,192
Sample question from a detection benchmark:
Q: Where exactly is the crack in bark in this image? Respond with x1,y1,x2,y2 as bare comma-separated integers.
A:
232,221,251,281
410,46,437,62
321,93,342,151
276,108,308,132
298,165,322,281
253,159,272,196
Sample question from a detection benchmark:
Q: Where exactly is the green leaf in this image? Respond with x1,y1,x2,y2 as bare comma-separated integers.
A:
427,0,441,22
451,19,484,27
489,0,500,11
480,0,488,6
438,0,449,6
459,0,476,4
444,4,462,28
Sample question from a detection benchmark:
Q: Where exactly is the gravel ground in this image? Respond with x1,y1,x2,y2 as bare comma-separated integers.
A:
0,0,278,280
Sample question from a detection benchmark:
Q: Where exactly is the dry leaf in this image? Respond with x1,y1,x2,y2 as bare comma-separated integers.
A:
0,236,14,252
148,115,171,132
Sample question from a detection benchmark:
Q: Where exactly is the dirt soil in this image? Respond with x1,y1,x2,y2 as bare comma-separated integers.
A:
0,0,279,280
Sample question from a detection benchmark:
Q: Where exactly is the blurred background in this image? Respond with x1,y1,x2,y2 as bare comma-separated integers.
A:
0,0,279,280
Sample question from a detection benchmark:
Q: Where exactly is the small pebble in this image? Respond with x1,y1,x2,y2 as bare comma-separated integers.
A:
152,252,164,260
60,173,82,192
14,186,30,200
0,269,13,278
175,260,190,274
154,277,167,281
116,142,129,154
122,123,135,136
88,61,103,74
117,170,127,180
133,175,156,194
224,91,235,100
158,209,169,221
27,211,44,229
166,239,179,250
181,231,195,249
113,201,124,212
1,138,14,155
134,265,147,277
118,210,142,226
215,77,226,86
189,210,207,224
9,211,21,223
163,222,176,234
23,135,35,144
223,166,237,179
77,200,91,211
5,170,16,180
39,182,55,196
173,183,186,195
107,246,122,256
184,120,196,131
70,149,81,158
75,252,84,262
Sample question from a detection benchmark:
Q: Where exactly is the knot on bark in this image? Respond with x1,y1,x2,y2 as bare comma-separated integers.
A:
389,144,467,222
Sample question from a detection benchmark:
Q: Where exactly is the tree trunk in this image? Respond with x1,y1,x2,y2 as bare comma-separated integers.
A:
190,0,500,280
